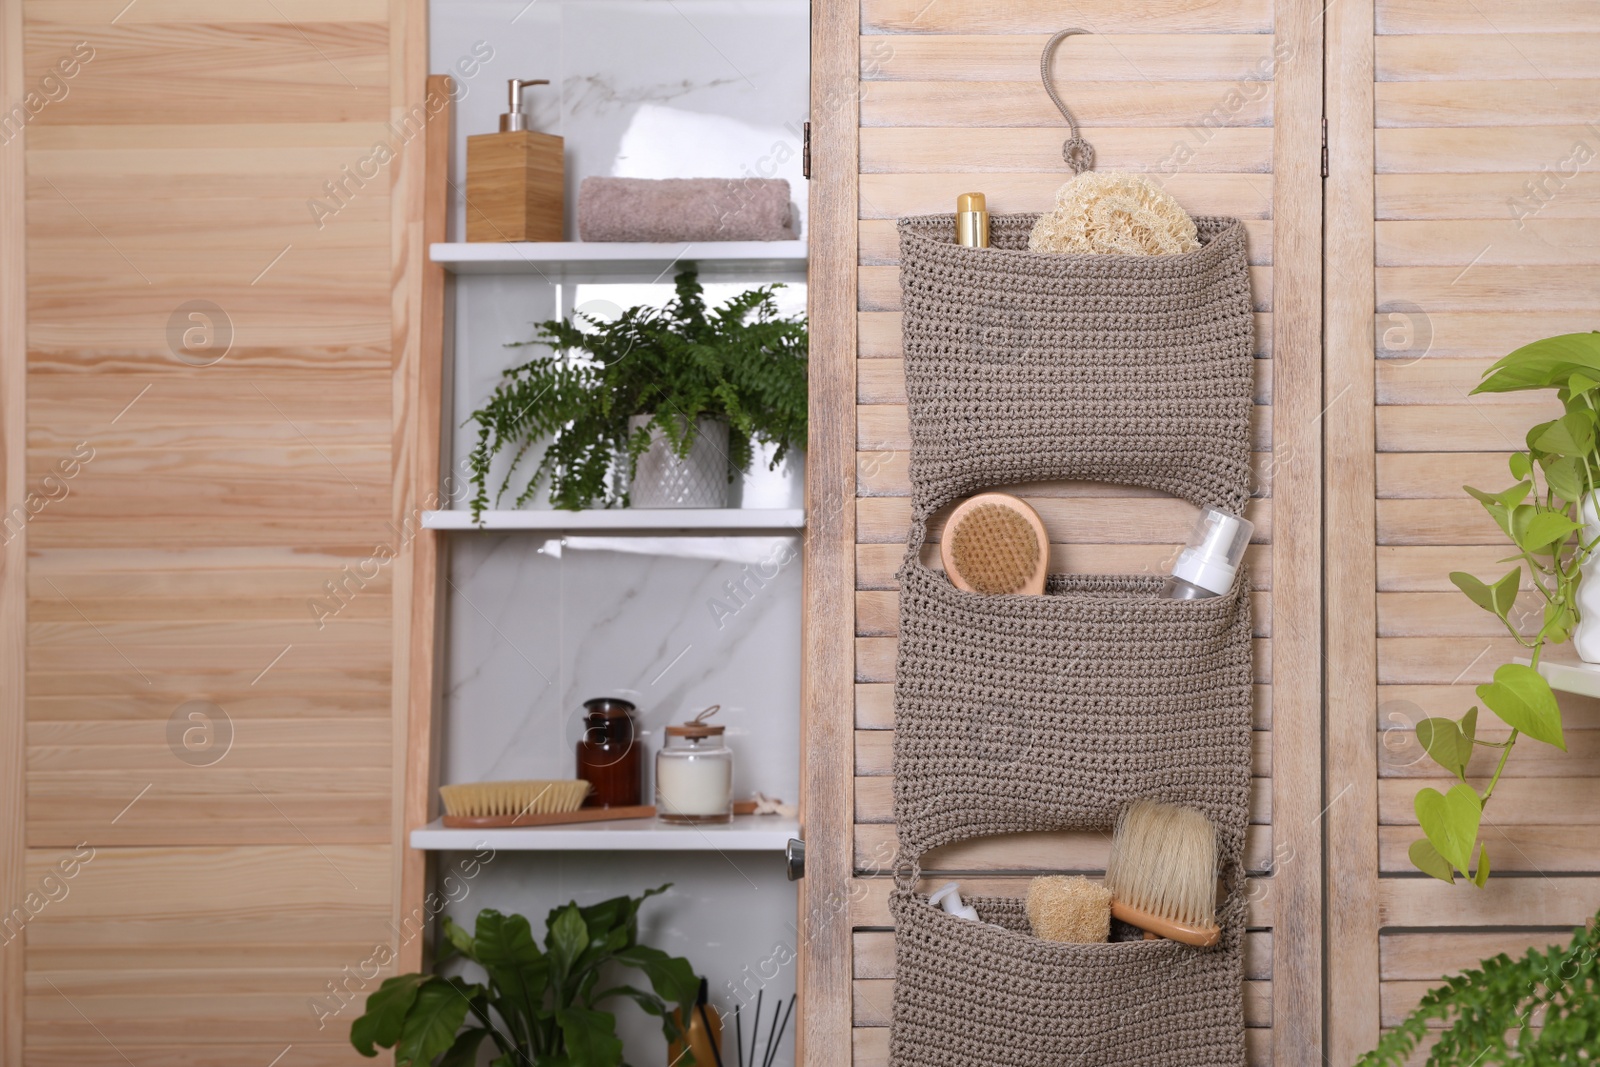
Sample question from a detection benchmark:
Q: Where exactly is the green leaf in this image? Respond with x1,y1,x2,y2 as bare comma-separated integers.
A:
472,910,546,1016
393,979,471,1067
1472,844,1492,888
615,944,700,1009
1414,784,1483,876
1509,452,1533,481
1416,717,1473,781
437,1028,491,1067
1542,455,1586,502
1450,570,1518,620
1571,371,1600,397
546,904,590,986
1474,331,1600,394
1408,837,1456,884
1460,705,1478,745
1533,410,1597,456
1516,510,1582,552
554,1006,623,1067
1476,662,1567,750
442,916,475,960
350,973,428,1056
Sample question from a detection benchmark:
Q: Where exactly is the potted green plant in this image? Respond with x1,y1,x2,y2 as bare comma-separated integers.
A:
349,887,700,1066
466,267,807,520
1406,332,1600,885
1357,912,1600,1064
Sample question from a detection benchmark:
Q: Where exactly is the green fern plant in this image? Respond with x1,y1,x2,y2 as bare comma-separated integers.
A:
1357,913,1600,1065
465,267,807,519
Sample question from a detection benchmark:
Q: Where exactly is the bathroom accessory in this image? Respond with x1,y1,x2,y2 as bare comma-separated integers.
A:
466,78,564,242
1104,798,1221,947
1027,28,1199,256
1025,875,1111,943
670,977,725,1067
927,881,982,922
939,492,1048,595
656,705,734,824
1162,506,1254,600
441,803,656,829
438,779,589,822
734,989,796,1067
953,191,989,247
629,415,731,508
577,696,644,808
578,177,797,242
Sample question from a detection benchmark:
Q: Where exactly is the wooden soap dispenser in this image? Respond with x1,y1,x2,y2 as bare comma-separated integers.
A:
465,78,564,242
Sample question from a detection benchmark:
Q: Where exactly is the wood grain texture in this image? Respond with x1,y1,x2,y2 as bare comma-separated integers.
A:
1324,0,1381,1059
802,0,858,1061
1,0,28,1054
15,0,419,1056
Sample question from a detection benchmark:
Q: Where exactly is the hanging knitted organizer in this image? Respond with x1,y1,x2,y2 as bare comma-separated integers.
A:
888,29,1256,1067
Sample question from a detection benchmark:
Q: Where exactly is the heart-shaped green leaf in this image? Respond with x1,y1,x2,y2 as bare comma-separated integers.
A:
1472,843,1492,888
1460,705,1478,744
1510,452,1533,480
1543,455,1586,502
1475,332,1600,394
1408,838,1456,884
1417,717,1473,781
1415,784,1482,876
1477,662,1566,750
1571,371,1600,397
1450,570,1519,620
1534,411,1597,456
1517,510,1582,552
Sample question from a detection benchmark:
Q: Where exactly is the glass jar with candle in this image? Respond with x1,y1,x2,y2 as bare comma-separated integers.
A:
656,706,733,824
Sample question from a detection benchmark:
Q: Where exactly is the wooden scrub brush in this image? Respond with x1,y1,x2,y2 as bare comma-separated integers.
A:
939,493,1049,595
1104,798,1221,947
439,780,654,828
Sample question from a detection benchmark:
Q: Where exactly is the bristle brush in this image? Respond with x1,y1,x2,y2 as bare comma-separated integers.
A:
1104,798,1221,947
940,492,1049,595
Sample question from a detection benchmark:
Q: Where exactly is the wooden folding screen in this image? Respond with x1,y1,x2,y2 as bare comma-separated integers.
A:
800,0,1326,1062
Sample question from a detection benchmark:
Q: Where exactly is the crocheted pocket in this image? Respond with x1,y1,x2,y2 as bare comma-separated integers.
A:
891,543,1254,862
896,214,1256,517
887,872,1248,1067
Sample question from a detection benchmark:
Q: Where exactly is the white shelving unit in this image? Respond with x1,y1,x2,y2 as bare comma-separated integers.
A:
423,508,804,535
430,240,807,282
1522,648,1600,699
410,814,799,852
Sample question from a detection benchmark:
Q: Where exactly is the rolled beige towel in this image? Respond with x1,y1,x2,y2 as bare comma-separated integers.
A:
578,177,797,242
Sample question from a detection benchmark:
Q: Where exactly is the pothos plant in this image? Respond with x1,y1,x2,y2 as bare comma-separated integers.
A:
1357,912,1600,1065
350,888,700,1067
465,267,807,519
1407,332,1600,885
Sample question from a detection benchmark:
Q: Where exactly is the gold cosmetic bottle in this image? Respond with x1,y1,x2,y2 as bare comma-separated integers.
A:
955,191,989,247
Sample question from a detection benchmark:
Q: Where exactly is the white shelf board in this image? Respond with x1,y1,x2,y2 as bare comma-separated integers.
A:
423,508,803,535
1520,649,1600,699
410,814,798,852
430,240,807,281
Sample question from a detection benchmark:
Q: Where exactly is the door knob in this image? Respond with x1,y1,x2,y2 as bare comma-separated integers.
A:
785,837,805,880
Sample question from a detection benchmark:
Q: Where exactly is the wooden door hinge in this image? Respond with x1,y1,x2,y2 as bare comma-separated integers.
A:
1321,116,1329,179
803,121,811,180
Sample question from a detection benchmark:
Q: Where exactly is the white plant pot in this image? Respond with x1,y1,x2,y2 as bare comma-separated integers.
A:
626,415,731,508
1574,492,1600,663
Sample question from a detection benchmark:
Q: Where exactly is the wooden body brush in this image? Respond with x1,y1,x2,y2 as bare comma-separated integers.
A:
1104,799,1221,947
439,780,655,827
940,492,1049,595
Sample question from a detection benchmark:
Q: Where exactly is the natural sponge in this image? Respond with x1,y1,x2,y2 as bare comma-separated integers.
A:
1027,172,1201,256
1026,875,1113,943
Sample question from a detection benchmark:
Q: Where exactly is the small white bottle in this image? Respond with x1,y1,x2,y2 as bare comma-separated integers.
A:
1162,507,1254,600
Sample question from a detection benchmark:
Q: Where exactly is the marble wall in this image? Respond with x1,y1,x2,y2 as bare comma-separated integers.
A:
427,2,808,1061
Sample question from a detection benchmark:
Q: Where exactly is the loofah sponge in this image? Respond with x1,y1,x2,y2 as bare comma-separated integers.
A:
1026,875,1113,943
1027,172,1201,256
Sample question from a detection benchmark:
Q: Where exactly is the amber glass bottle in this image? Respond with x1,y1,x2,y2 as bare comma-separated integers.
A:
575,696,642,807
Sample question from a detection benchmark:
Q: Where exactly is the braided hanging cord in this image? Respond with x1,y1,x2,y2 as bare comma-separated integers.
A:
1041,28,1095,173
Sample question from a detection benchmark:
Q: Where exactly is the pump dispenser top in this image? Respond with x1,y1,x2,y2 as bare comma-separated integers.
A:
500,78,550,132
1162,506,1253,599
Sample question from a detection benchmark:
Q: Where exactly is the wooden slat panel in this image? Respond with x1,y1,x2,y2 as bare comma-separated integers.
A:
860,126,1274,173
867,34,1277,82
863,81,1272,128
1376,0,1600,34
1376,81,1600,127
859,173,1275,218
859,0,1274,34
1376,34,1600,80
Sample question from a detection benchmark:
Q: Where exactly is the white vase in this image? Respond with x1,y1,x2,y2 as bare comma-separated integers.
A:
1574,492,1600,663
626,415,731,508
